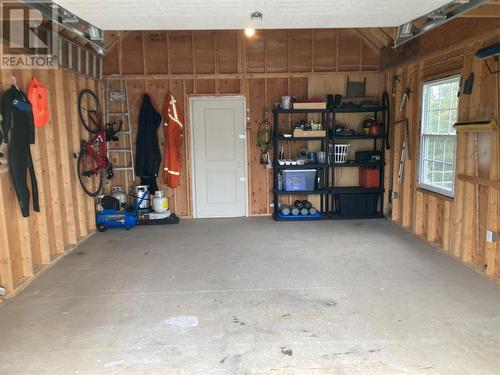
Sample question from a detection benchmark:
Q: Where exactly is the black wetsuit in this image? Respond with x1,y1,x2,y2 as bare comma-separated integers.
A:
1,85,39,217
135,94,162,192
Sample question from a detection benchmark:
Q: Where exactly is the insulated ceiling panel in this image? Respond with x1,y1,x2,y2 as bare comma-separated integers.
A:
56,0,451,30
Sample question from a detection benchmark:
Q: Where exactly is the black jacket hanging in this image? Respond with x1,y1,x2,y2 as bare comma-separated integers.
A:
1,85,39,217
134,94,162,192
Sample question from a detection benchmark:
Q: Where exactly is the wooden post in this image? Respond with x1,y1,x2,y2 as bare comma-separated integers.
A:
65,70,89,239
52,70,78,246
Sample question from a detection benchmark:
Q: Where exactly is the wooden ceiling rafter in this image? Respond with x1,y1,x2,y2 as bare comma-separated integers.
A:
460,2,500,17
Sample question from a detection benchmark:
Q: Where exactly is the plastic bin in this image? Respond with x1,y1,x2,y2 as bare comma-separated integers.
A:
335,193,379,217
359,168,380,188
283,169,317,191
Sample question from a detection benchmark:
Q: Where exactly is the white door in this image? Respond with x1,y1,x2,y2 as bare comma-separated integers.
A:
190,97,247,218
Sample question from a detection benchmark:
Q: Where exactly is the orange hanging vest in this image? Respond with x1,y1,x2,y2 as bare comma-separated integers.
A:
27,77,49,128
162,92,183,188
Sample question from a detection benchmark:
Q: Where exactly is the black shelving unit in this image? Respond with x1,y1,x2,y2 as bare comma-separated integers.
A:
272,109,329,221
330,106,386,219
272,105,386,221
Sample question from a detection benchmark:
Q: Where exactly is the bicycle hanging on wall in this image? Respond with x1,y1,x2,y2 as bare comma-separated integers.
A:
76,89,122,196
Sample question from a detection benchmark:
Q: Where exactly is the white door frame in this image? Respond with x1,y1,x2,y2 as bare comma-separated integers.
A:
189,95,249,218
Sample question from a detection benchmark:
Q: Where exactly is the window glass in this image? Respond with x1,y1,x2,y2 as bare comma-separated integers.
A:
419,75,460,197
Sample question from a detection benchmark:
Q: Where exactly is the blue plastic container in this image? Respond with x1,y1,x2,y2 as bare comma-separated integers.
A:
283,169,317,191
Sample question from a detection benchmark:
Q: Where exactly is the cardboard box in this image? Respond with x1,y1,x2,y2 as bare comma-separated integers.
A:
293,102,327,110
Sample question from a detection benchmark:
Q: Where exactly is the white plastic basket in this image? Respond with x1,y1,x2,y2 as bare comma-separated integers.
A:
334,144,350,163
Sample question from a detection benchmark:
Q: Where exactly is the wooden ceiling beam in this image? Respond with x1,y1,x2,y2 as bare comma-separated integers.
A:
460,3,500,17
381,17,500,70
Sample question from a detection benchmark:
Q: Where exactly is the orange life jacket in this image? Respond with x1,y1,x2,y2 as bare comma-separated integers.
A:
27,77,49,128
162,92,183,188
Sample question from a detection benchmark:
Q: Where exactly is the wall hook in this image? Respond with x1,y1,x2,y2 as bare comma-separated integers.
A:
11,75,19,89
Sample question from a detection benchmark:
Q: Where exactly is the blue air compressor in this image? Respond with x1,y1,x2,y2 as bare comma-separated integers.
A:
95,192,147,232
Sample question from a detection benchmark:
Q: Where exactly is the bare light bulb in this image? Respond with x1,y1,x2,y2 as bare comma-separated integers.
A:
244,28,255,38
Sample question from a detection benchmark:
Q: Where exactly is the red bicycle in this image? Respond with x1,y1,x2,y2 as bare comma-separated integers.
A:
77,89,121,196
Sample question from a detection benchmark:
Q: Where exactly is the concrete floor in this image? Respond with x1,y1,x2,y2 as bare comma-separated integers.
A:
0,218,500,374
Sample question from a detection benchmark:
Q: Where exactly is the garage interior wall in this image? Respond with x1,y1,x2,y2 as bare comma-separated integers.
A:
382,20,500,282
0,64,101,297
1,21,499,296
103,29,385,216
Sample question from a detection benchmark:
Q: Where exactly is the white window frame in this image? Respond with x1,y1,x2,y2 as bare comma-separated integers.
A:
418,75,460,198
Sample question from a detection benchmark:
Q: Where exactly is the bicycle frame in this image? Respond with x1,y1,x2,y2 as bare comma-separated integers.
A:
82,110,109,175
83,130,108,175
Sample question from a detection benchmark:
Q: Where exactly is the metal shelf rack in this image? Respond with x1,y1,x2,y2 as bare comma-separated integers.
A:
272,105,387,221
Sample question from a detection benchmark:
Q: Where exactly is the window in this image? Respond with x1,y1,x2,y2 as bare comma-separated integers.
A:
419,75,460,197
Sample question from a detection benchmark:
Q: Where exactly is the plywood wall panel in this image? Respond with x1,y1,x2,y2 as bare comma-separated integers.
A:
217,31,239,74
245,30,265,73
338,30,362,72
248,78,268,214
362,42,380,71
289,30,313,73
169,31,194,74
103,32,120,75
266,78,289,208
64,70,88,239
219,79,241,94
51,70,78,246
144,32,169,74
313,29,337,72
265,30,288,73
193,31,215,74
39,71,67,254
195,79,215,94
121,32,145,75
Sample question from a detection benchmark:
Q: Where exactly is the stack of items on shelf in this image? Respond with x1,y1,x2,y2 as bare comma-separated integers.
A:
277,145,327,168
280,119,326,138
278,200,319,219
334,117,382,138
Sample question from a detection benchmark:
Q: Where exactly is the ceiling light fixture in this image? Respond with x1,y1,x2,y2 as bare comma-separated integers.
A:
245,28,255,38
245,11,261,38
250,11,262,20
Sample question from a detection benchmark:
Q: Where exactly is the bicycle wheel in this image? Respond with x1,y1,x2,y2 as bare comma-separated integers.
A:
78,89,102,133
77,148,103,197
